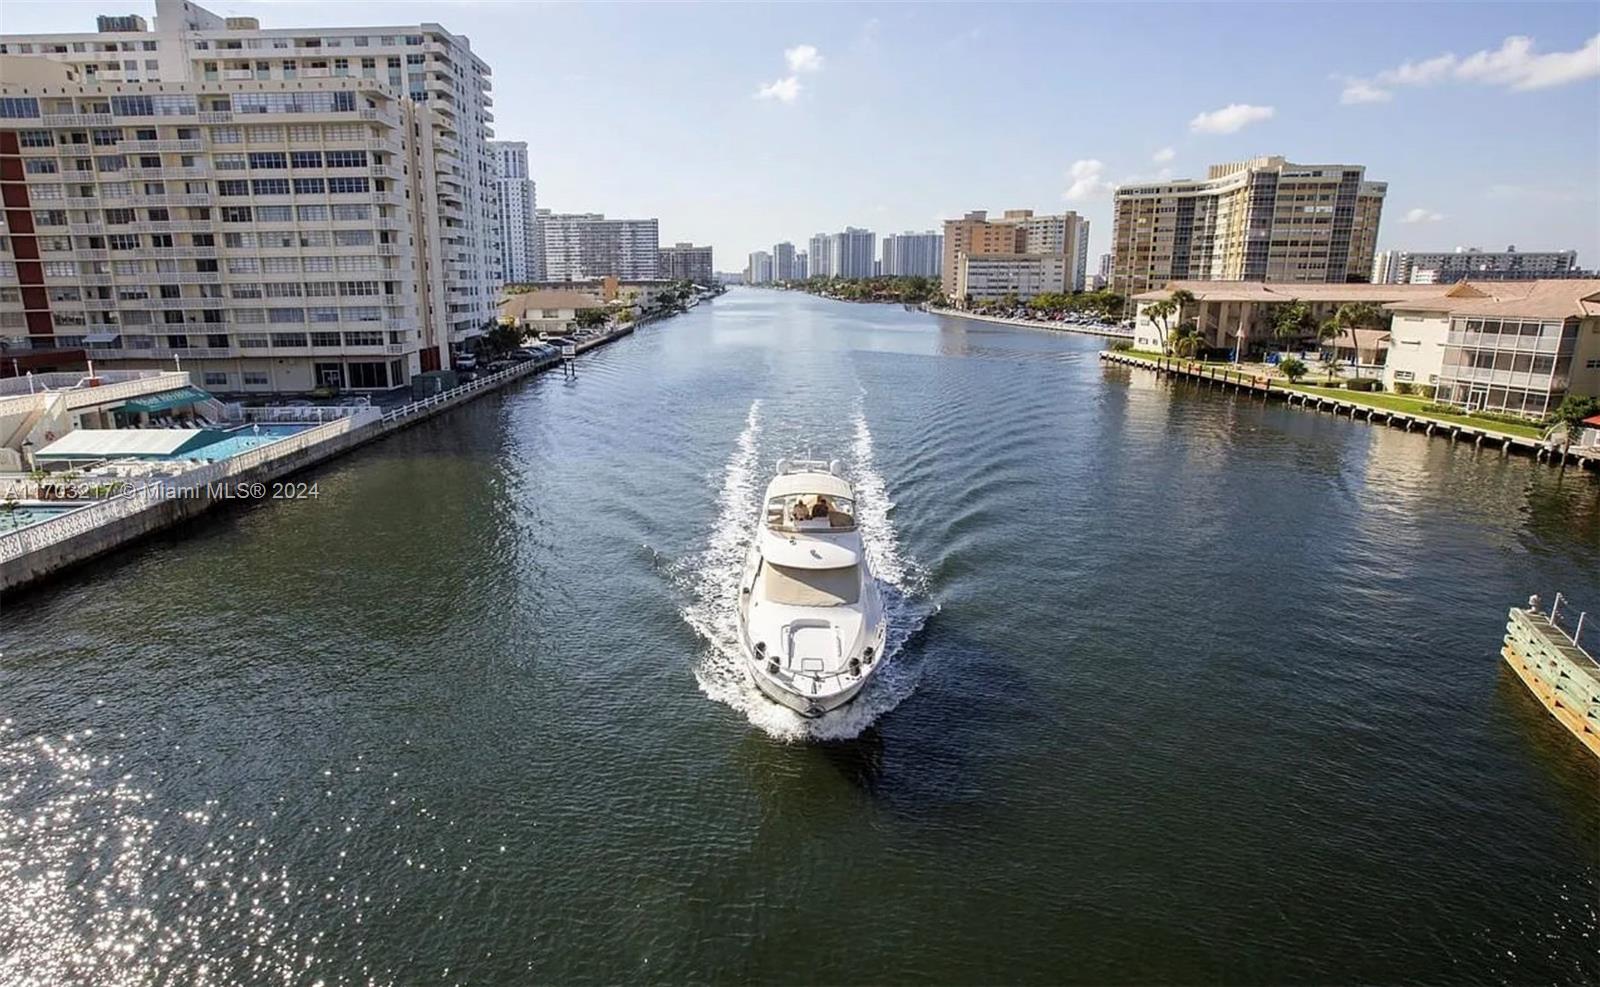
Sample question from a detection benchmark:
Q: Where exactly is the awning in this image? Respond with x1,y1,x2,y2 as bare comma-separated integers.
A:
35,428,213,460
83,331,121,344
113,386,214,414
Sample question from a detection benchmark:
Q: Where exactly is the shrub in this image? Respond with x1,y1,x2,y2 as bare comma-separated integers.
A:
1108,339,1133,352
1419,385,1437,400
1393,382,1415,396
1347,379,1380,392
1278,356,1308,383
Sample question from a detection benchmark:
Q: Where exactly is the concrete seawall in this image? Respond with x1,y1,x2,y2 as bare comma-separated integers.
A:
929,307,1134,340
1,325,638,597
1100,351,1599,472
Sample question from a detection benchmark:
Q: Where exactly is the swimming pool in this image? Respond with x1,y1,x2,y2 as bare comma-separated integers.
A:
0,502,91,532
182,424,311,462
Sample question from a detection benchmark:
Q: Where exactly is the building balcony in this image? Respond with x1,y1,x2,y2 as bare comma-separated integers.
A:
41,113,115,127
198,111,234,124
122,139,204,154
125,166,211,181
127,220,215,234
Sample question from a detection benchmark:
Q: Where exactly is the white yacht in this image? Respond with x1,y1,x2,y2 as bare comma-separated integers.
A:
736,458,888,717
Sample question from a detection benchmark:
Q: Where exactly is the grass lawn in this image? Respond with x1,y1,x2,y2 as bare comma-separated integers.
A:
1105,349,1545,440
1287,384,1544,439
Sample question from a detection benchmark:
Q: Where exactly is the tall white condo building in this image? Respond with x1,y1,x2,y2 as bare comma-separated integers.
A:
489,140,540,284
0,0,501,390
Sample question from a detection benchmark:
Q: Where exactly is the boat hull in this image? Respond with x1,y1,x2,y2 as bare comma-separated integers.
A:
743,653,872,717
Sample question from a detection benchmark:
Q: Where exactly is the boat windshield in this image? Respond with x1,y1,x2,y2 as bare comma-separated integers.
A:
760,562,861,607
765,494,856,531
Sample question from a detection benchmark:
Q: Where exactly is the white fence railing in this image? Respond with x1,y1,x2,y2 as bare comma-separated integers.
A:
381,361,541,423
237,404,374,424
0,409,380,564
0,370,180,397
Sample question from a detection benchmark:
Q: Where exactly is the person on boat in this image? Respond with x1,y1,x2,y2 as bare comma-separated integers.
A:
812,496,831,519
791,499,811,524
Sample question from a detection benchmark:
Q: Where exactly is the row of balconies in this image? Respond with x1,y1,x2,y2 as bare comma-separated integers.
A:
80,341,414,361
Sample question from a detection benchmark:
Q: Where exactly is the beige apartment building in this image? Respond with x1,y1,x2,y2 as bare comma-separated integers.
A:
1111,156,1386,299
941,209,1089,300
953,252,1069,306
0,0,499,394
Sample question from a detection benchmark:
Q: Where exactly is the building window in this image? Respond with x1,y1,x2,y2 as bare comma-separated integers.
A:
203,372,229,386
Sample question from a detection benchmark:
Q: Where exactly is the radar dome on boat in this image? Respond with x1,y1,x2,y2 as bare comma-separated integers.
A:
776,457,791,474
828,459,843,476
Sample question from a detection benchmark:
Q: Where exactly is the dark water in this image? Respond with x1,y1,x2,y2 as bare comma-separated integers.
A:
3,289,1598,985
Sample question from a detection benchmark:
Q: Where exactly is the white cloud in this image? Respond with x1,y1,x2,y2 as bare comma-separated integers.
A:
785,44,824,73
1151,146,1175,163
1402,208,1445,224
1343,33,1600,104
1339,79,1393,104
1063,159,1114,201
1188,103,1275,134
755,76,801,103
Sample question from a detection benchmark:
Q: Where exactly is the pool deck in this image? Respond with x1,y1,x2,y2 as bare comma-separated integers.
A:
0,323,644,595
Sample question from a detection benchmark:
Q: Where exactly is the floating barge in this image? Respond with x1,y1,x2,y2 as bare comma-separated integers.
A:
1502,595,1600,759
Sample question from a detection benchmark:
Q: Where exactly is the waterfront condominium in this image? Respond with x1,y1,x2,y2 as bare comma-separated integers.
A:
807,233,833,278
771,241,797,281
746,250,773,285
1371,246,1582,285
1110,156,1387,298
831,227,876,279
795,250,807,280
489,140,540,284
0,0,501,392
539,211,660,281
880,231,943,278
940,209,1089,299
657,241,713,284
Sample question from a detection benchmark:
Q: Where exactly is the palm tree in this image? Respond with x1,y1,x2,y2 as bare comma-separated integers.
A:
1172,321,1205,359
1144,299,1177,353
1272,300,1317,352
1320,302,1386,380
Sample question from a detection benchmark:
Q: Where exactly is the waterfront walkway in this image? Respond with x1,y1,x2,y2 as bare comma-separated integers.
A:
0,324,643,594
1101,351,1599,472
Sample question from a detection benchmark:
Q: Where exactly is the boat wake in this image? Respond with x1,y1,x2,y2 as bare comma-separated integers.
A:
674,399,935,742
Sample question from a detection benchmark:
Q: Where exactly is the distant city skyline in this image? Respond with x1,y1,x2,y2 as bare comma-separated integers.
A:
4,0,1597,266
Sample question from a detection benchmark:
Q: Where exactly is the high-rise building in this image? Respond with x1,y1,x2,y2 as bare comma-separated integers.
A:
747,251,773,285
808,233,834,278
658,242,714,284
0,0,500,389
540,212,660,281
831,227,876,279
880,231,943,278
1111,155,1387,297
1371,246,1582,284
795,250,808,280
489,140,539,284
1098,253,1114,281
940,210,1087,297
772,241,797,281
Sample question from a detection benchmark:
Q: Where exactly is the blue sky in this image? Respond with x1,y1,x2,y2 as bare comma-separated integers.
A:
7,1,1598,272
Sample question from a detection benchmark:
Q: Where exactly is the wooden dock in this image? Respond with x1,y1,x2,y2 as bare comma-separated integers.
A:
1503,599,1600,759
1099,351,1599,471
